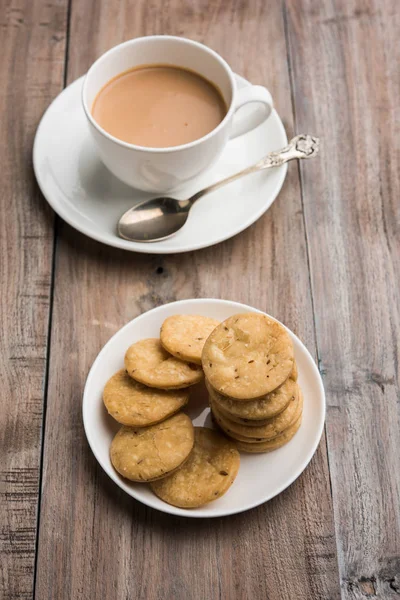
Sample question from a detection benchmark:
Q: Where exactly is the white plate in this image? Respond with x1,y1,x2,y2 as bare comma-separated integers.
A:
33,75,287,254
83,299,325,518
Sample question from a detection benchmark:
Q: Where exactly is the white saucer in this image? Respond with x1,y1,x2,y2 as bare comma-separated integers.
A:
33,75,288,254
83,299,325,518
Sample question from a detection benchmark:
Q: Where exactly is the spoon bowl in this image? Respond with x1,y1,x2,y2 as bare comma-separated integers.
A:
118,134,319,242
118,197,190,242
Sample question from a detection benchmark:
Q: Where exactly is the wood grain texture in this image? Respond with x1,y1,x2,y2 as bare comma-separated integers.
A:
33,1,339,599
0,0,68,598
284,0,400,597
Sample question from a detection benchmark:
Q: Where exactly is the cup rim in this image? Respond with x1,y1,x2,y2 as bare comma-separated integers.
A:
82,35,237,154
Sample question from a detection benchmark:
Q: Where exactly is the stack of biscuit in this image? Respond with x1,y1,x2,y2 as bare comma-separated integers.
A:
102,311,304,508
202,313,303,453
103,314,240,508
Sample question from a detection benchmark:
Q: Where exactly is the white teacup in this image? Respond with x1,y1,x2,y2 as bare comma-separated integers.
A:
82,36,273,192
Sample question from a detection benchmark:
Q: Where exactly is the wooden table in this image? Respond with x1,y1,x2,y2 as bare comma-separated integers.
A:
1,1,399,598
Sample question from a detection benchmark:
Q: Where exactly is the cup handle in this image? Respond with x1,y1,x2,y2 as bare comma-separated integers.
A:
230,85,273,139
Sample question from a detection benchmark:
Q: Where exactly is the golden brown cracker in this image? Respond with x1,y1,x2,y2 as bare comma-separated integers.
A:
210,386,302,441
125,338,203,389
110,412,194,482
104,369,189,426
150,427,240,507
206,377,297,423
235,416,302,453
160,314,219,365
202,313,294,399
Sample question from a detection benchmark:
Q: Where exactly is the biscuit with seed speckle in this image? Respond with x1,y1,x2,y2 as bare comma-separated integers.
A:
202,313,294,399
150,427,240,508
110,412,194,482
206,377,297,423
125,338,203,389
103,369,189,426
210,387,302,441
160,314,220,365
235,415,302,453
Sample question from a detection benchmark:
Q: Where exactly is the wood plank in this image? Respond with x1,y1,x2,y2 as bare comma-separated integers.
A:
0,1,68,598
35,1,340,598
284,0,400,597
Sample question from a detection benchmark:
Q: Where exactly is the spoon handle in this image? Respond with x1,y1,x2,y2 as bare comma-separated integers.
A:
189,134,319,204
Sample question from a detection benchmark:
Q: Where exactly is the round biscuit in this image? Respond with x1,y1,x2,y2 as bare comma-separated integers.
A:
235,415,302,453
206,377,297,423
211,411,272,443
215,410,281,428
125,338,203,389
210,386,302,441
110,412,194,482
160,315,220,365
103,369,189,426
150,427,240,508
202,313,294,399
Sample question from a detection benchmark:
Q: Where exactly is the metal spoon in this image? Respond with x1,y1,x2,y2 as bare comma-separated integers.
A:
118,134,319,242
